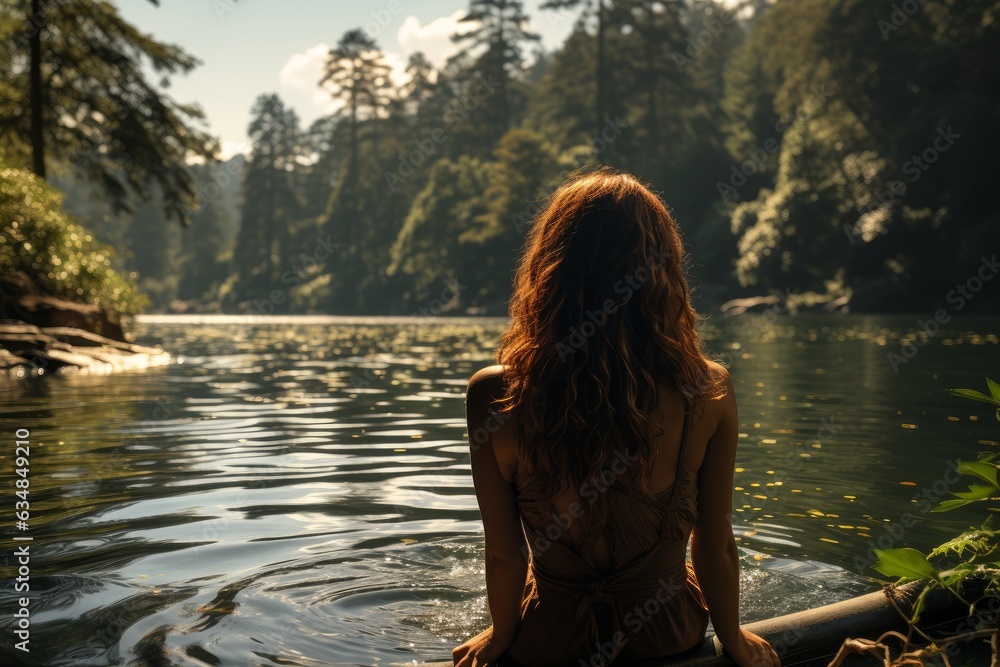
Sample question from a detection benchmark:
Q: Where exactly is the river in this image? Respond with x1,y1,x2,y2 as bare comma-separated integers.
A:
0,313,996,666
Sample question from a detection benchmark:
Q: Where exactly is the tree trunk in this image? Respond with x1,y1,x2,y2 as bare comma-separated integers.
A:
29,0,46,178
349,90,359,181
596,0,607,140
644,1,659,175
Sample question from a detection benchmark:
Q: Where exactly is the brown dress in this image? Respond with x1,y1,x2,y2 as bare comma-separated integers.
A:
501,409,710,667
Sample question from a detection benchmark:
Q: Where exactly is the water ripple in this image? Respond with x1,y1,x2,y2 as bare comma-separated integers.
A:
0,314,995,665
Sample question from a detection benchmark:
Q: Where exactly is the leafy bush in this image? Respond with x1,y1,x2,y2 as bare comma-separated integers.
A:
873,378,1000,621
0,163,147,319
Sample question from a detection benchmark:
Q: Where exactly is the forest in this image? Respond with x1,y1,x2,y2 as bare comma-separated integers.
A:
2,0,999,319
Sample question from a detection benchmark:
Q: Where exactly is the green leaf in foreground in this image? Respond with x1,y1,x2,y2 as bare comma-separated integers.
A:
948,388,1000,406
955,461,1000,488
987,378,1000,403
933,498,980,512
872,547,939,582
949,484,999,501
928,528,1000,559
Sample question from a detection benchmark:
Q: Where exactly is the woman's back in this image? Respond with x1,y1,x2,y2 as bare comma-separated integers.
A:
453,171,779,667
481,368,723,665
516,378,712,570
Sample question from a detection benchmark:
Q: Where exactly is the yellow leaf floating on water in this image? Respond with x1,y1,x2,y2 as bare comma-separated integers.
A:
819,537,839,544
401,538,418,544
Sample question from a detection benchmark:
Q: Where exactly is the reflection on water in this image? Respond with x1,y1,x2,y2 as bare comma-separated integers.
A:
0,314,996,665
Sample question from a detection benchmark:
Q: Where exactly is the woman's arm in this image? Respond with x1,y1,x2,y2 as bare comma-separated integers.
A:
453,366,527,666
690,369,780,666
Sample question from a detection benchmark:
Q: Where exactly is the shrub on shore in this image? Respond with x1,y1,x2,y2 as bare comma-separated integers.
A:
0,163,147,322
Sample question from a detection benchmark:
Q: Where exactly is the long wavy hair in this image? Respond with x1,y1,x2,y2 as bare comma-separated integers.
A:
496,169,724,509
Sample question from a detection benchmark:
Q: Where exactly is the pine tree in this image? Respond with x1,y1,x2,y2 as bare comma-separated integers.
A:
451,0,540,138
540,0,615,142
0,0,216,222
231,94,303,301
321,30,392,181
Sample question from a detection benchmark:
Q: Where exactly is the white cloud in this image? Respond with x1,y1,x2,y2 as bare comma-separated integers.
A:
279,42,340,116
383,51,409,88
397,10,471,69
279,42,329,90
220,139,250,161
275,11,480,126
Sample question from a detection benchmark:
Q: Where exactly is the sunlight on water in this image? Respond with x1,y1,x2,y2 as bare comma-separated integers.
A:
0,314,995,665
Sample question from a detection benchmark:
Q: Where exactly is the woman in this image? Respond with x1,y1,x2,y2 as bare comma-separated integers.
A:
453,170,779,667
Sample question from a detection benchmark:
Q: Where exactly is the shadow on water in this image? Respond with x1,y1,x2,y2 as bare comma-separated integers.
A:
0,314,996,665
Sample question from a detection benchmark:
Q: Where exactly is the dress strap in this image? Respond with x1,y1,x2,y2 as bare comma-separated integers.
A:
668,403,692,512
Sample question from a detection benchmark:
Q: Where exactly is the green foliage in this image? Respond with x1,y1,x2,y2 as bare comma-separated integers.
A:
872,378,1000,622
0,0,216,222
23,0,998,316
872,547,940,584
728,0,1000,308
522,29,598,150
0,163,146,318
452,0,540,138
389,156,490,297
230,94,305,304
951,381,1000,422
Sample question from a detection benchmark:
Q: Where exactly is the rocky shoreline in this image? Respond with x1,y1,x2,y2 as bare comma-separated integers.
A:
0,296,169,380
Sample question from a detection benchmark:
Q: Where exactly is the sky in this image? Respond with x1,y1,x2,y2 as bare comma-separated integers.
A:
112,0,580,158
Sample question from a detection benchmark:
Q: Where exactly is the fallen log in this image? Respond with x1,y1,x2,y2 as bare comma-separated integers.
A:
413,580,995,666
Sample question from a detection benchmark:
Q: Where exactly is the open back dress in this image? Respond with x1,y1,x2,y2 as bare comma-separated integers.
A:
500,407,711,667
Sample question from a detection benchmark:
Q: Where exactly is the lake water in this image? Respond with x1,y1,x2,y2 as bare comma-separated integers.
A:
0,314,997,666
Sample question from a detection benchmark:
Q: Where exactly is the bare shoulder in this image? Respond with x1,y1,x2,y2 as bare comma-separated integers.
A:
695,361,736,429
466,364,518,482
466,364,506,401
705,360,735,398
